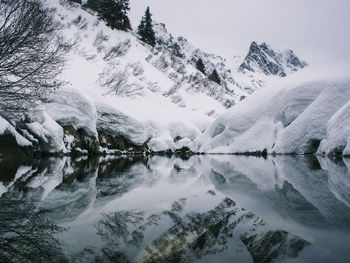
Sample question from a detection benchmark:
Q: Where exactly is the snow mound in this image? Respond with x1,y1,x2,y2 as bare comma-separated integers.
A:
45,89,98,137
96,103,147,145
318,100,350,156
148,137,175,152
0,116,32,147
191,52,350,156
25,110,66,153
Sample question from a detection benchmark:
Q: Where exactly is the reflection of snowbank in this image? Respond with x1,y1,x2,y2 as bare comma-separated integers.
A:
2,155,350,229
2,155,350,262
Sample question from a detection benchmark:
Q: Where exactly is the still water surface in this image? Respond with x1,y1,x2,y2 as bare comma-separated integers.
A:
1,155,350,262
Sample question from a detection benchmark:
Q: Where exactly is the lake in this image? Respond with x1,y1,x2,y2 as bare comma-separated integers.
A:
1,155,350,262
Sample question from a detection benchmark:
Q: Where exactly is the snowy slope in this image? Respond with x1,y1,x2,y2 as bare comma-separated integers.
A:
1,0,225,153
151,23,246,107
0,0,309,154
191,52,350,156
53,1,209,150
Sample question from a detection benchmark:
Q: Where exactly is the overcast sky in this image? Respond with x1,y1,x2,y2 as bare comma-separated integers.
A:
129,0,350,64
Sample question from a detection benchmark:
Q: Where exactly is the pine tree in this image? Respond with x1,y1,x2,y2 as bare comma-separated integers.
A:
85,0,99,11
195,58,206,75
209,69,221,85
97,0,131,31
137,7,156,47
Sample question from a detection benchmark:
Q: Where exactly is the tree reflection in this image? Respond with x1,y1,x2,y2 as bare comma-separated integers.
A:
0,199,67,263
96,210,146,261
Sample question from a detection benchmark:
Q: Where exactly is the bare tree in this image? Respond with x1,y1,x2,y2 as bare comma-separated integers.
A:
98,66,144,97
0,0,70,118
103,39,131,61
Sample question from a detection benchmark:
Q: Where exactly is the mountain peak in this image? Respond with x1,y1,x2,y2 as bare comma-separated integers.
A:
238,41,307,77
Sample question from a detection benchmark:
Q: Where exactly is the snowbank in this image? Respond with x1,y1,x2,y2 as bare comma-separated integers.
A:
26,110,66,153
0,116,32,147
191,52,350,156
96,103,147,145
45,89,98,137
318,100,350,156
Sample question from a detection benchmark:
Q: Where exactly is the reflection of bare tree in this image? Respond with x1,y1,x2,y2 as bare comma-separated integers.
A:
95,156,156,206
96,210,146,261
0,199,67,263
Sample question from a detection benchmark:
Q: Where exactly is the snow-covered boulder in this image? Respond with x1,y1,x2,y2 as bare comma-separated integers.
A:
318,100,350,156
0,116,32,148
45,89,98,137
273,81,350,154
25,110,66,153
148,137,176,152
96,103,147,146
191,52,350,156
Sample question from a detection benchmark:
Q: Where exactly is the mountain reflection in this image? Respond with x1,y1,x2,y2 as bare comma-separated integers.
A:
1,155,350,262
95,197,309,263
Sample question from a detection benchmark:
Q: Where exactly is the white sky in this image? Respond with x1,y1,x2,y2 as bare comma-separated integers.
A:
129,0,350,64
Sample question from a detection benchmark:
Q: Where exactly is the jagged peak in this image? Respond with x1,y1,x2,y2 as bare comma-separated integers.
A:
238,41,307,77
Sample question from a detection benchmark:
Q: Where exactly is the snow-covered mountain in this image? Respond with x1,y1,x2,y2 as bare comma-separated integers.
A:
151,24,308,97
239,41,308,77
0,0,309,156
151,22,244,107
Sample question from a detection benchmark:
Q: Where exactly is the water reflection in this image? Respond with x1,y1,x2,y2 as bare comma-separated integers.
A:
1,155,350,262
0,199,67,262
94,197,310,263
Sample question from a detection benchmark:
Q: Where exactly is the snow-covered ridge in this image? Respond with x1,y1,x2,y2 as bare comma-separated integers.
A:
191,52,350,156
152,24,308,98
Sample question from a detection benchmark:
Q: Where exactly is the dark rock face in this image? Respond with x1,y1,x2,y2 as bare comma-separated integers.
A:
98,130,148,153
0,134,29,183
1,122,148,157
239,42,287,77
64,126,149,155
0,134,27,159
63,126,99,155
239,42,307,77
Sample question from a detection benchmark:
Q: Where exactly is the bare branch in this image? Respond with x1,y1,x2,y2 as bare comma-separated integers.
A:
0,0,71,118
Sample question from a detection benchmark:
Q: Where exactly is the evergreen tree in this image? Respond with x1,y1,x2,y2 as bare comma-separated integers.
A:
85,0,99,11
137,7,156,47
195,58,206,74
97,0,131,31
209,69,221,85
